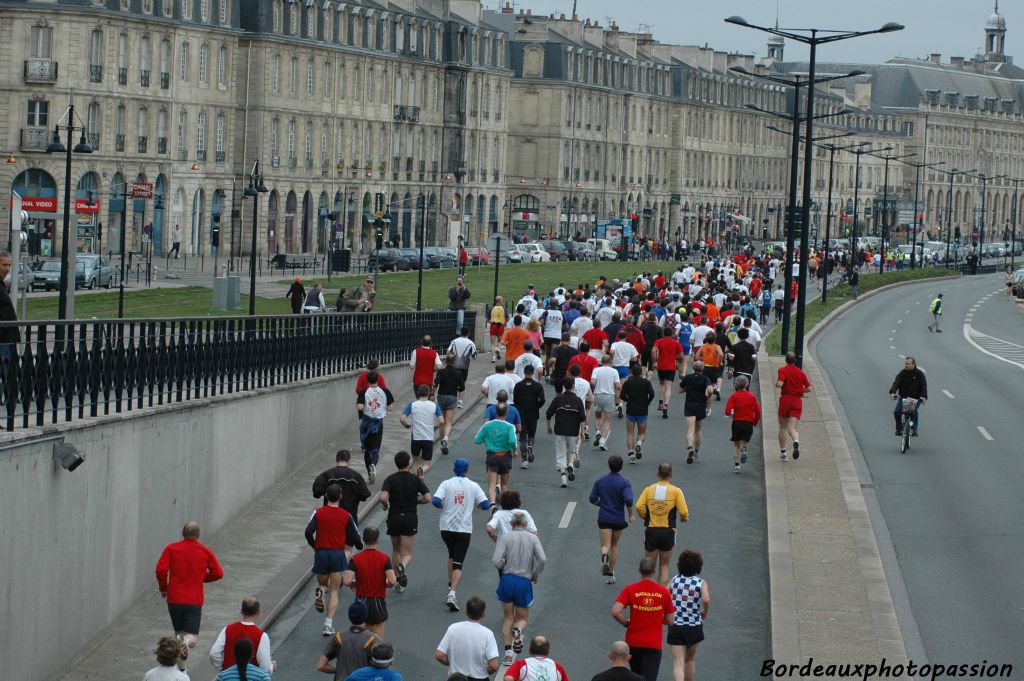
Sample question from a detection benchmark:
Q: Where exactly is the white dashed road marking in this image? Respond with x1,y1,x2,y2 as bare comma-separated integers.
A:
942,390,955,399
977,426,994,441
897,320,903,324
558,501,577,528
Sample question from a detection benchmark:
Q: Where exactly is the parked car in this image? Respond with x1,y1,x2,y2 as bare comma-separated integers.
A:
505,246,526,264
366,248,411,272
75,255,114,289
398,248,424,269
537,240,569,261
4,263,33,292
576,242,598,261
1012,268,1024,298
440,247,459,266
465,246,490,265
424,247,457,268
987,242,1007,257
896,244,931,263
520,243,551,262
586,238,619,261
31,261,63,291
558,240,587,261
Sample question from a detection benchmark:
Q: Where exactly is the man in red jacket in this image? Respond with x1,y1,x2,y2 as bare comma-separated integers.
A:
724,375,761,474
155,521,224,655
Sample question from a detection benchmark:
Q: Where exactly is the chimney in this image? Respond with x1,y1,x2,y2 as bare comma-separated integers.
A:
526,8,531,15
502,2,513,14
929,53,941,64
559,13,566,20
950,56,965,68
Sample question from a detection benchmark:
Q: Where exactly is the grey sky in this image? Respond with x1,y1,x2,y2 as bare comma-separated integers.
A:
496,0,1018,65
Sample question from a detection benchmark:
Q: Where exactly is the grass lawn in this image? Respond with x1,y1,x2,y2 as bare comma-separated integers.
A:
763,267,958,356
279,261,669,311
21,287,283,320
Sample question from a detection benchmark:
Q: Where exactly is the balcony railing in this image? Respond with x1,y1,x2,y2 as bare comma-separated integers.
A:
196,149,207,161
88,133,100,150
408,106,421,123
118,68,128,85
157,137,167,154
20,126,50,151
115,134,125,152
160,72,170,89
24,58,58,82
137,136,148,153
305,156,314,169
140,70,150,87
288,157,297,169
405,158,413,173
216,150,226,163
89,65,103,83
178,149,188,161
393,104,406,121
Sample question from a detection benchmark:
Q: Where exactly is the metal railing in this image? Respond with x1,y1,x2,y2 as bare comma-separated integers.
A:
24,58,58,82
0,311,475,433
89,64,103,82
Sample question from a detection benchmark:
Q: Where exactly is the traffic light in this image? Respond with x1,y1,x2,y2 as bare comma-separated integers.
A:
97,222,103,241
954,226,961,244
375,226,384,250
630,213,638,223
211,214,220,247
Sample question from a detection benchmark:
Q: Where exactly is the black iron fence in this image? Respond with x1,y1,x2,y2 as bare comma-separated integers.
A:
0,311,474,433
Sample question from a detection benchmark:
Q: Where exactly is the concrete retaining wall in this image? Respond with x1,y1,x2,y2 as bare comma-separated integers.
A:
0,366,411,681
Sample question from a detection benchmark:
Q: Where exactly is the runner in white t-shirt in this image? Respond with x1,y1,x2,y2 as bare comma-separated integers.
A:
540,303,565,360
590,356,623,451
400,385,444,476
432,458,491,611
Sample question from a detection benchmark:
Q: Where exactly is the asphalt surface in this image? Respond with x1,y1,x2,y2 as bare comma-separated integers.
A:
815,273,1024,667
266,370,770,681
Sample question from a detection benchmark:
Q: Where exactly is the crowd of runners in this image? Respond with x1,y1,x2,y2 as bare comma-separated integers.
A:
145,249,815,681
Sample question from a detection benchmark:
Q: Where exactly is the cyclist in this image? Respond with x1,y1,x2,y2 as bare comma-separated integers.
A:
888,357,927,437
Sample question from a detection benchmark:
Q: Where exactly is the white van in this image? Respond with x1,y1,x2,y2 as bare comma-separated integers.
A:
589,237,618,261
587,238,618,261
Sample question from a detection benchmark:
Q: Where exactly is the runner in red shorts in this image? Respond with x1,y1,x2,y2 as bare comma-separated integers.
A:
775,352,811,461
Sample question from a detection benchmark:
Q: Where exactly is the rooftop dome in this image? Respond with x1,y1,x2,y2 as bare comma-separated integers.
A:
986,2,1006,30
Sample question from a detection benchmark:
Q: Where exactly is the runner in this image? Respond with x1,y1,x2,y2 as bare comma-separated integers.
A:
447,326,478,408
611,558,673,681
209,597,275,673
432,458,492,611
501,316,531,364
610,331,640,417
540,300,565,361
512,364,546,470
342,526,397,637
489,296,508,362
635,463,690,585
589,454,635,585
410,335,443,394
311,449,371,522
356,372,394,484
696,332,725,401
619,364,655,464
513,341,545,380
775,351,812,461
399,385,444,477
546,333,579,394
435,596,501,679
678,362,714,465
591,355,622,452
486,489,540,542
569,364,595,452
546,377,587,489
378,450,432,593
435,354,466,456
473,403,519,502
492,513,547,665
481,362,519,407
723,375,761,474
155,522,224,658
315,601,381,681
651,327,684,419
305,484,364,636
667,550,710,681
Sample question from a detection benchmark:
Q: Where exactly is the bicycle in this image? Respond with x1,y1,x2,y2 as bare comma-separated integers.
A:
898,397,918,453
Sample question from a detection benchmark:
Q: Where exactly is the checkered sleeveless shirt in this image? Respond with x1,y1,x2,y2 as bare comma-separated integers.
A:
669,575,704,626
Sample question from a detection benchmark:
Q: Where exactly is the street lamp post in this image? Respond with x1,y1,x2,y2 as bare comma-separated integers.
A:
903,159,946,268
1007,177,1023,271
243,160,269,316
969,172,1007,261
416,194,426,311
873,150,915,271
937,168,973,267
727,15,903,365
45,100,94,325
117,181,128,318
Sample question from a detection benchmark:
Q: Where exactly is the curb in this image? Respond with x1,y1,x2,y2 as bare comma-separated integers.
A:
760,273,959,662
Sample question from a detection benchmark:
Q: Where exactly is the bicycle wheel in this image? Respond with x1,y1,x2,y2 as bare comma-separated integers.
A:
901,417,911,453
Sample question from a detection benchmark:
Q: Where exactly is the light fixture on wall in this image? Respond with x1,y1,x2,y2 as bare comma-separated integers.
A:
53,441,85,472
5,152,16,164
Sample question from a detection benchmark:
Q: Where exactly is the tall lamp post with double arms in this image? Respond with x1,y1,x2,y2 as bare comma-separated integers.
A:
243,160,269,316
46,99,94,326
818,141,870,302
726,15,904,365
902,159,946,268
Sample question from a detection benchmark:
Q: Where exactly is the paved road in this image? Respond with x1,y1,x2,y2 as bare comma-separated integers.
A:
266,372,770,681
815,273,1024,667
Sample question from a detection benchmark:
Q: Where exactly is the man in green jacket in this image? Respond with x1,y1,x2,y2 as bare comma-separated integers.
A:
927,293,943,333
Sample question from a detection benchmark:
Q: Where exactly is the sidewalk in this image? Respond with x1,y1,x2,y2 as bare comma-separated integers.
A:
758,354,907,665
57,333,493,680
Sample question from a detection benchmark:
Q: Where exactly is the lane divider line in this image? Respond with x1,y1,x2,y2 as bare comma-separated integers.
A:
977,426,994,441
558,501,577,528
942,389,955,399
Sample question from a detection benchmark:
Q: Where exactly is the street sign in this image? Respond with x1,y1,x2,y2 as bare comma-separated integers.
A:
374,192,385,213
131,182,154,199
642,208,654,219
